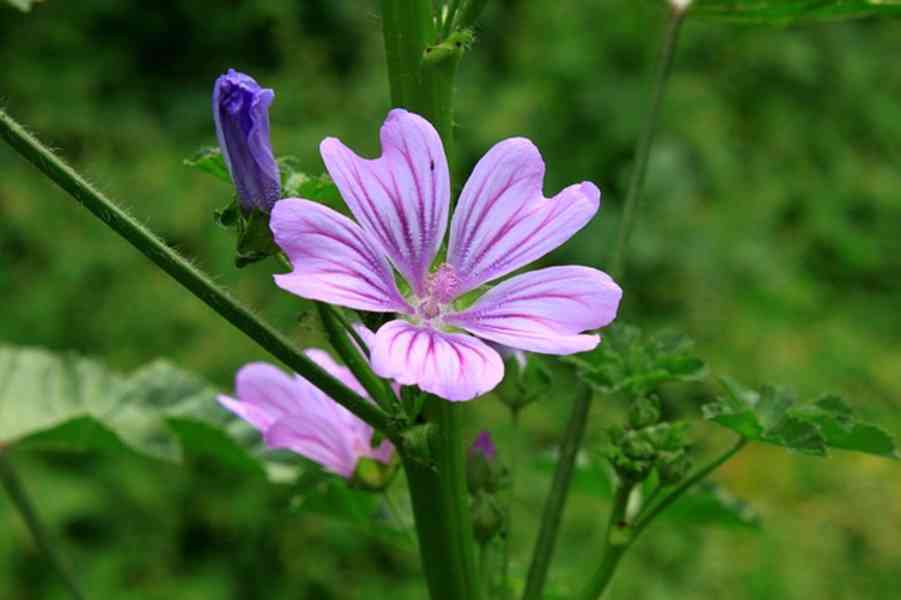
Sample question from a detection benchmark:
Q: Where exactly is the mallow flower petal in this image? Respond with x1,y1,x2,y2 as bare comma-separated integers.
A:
370,320,504,401
321,109,450,295
218,362,304,429
264,416,358,477
447,138,600,294
446,266,622,355
271,199,412,313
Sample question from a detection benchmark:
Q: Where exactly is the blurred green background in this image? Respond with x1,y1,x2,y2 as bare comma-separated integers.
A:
1,1,900,598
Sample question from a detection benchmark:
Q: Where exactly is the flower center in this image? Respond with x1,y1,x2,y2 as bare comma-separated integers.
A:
415,263,460,323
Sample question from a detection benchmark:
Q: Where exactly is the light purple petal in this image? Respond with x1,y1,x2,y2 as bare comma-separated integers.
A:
321,109,450,295
370,320,504,401
446,266,622,354
217,394,274,432
271,198,412,313
264,416,358,477
220,362,305,429
219,360,394,478
447,138,600,294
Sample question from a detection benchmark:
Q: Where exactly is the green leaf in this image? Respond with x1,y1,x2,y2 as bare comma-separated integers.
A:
235,208,279,267
686,0,901,24
0,345,267,477
790,395,899,458
282,171,345,213
703,378,898,458
5,0,43,12
184,147,231,183
662,481,761,530
565,323,706,396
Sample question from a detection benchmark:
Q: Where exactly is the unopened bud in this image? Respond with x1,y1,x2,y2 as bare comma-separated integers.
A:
472,493,504,544
213,69,281,214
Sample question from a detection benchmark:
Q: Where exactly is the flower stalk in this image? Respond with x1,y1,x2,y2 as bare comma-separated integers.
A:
611,5,688,279
0,108,392,439
0,450,86,600
521,385,593,600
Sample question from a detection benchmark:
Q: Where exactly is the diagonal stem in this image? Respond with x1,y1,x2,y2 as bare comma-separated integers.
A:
0,450,87,600
580,437,748,600
632,437,747,538
521,386,593,600
611,6,687,279
0,108,392,438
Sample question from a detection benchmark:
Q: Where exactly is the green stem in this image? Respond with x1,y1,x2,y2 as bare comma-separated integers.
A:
381,0,436,111
443,0,463,37
0,451,86,600
611,6,687,279
381,5,478,599
0,108,391,437
316,303,398,414
454,0,491,31
579,438,748,600
403,397,481,600
577,483,633,600
521,386,593,600
501,408,521,599
633,438,747,538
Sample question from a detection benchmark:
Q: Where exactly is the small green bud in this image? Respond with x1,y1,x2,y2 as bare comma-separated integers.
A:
628,396,661,429
350,457,399,491
472,492,504,544
659,454,691,485
623,433,656,460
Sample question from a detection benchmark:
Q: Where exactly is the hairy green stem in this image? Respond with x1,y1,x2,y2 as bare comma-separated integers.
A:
577,482,633,600
611,6,687,279
316,303,398,414
0,108,391,437
0,451,86,600
521,386,593,600
403,397,481,600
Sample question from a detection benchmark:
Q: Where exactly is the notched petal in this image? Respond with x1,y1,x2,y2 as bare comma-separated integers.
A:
448,138,601,294
321,109,450,295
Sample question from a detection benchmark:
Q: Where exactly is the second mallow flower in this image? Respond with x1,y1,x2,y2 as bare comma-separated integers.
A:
212,68,281,214
218,349,394,479
271,109,623,401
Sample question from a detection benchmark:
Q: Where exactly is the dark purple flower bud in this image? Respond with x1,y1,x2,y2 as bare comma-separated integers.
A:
470,431,497,461
213,69,280,214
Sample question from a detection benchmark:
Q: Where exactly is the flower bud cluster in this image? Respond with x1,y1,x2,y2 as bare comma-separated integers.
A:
607,396,691,485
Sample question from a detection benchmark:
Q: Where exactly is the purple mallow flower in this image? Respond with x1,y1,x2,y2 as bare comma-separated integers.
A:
213,68,281,214
270,109,622,401
218,346,394,479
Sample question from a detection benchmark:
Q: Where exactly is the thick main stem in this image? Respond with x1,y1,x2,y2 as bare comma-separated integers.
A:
521,386,593,600
403,398,481,600
0,451,86,600
611,7,687,279
0,109,390,437
381,4,478,599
